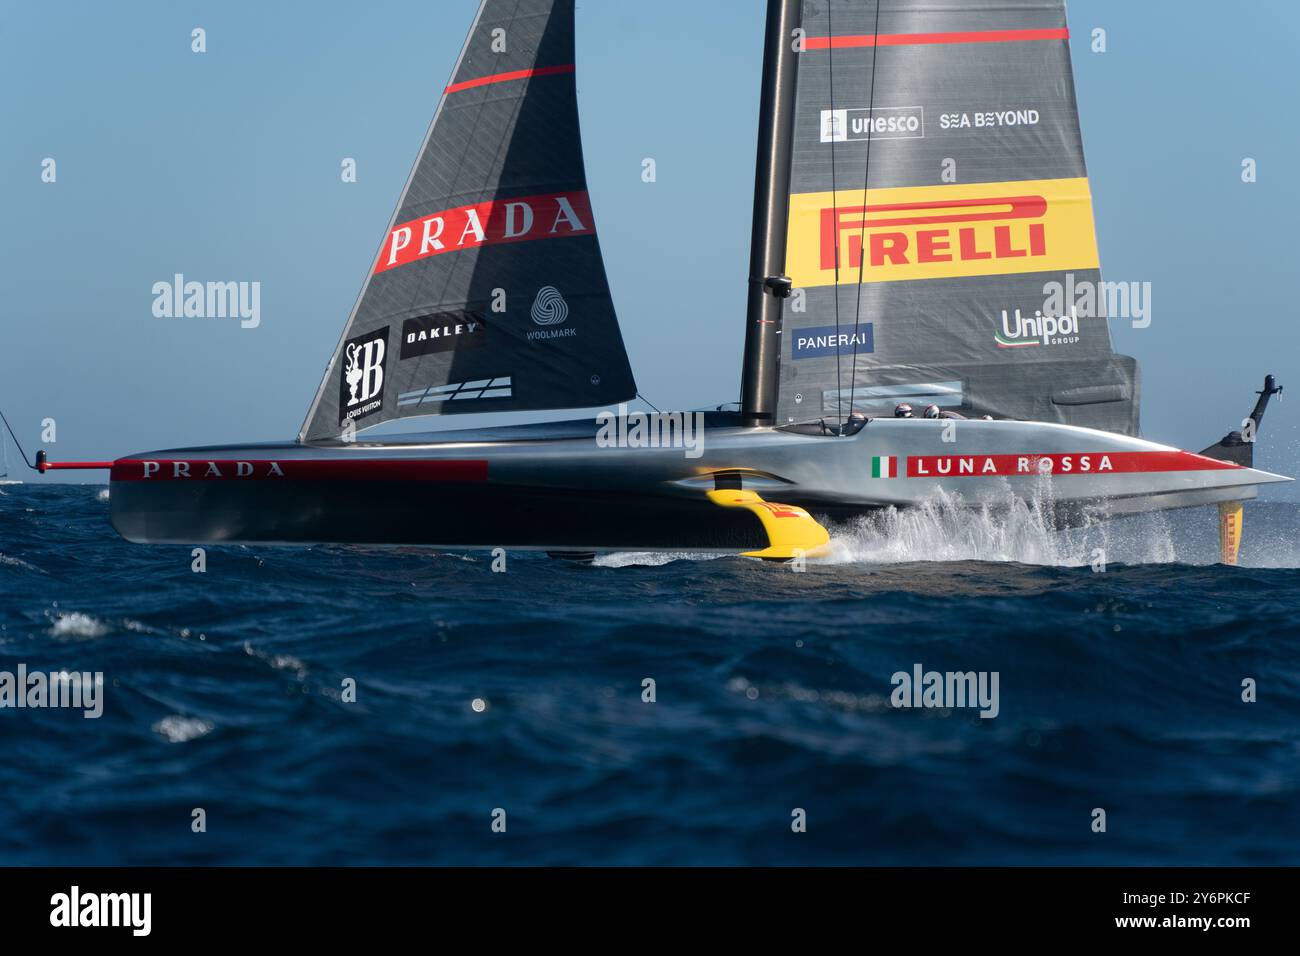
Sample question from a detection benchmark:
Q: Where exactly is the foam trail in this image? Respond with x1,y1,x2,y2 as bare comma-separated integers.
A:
592,495,1297,569
817,487,1186,567
594,551,725,568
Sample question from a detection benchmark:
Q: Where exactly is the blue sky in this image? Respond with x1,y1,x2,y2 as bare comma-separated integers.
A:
3,0,1298,491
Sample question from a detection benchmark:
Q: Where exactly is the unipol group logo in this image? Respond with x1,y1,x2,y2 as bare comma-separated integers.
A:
339,327,389,425
784,178,1101,289
994,307,1081,348
527,287,576,341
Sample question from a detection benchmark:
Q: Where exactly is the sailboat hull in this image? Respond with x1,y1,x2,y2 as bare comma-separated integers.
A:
108,417,1289,549
110,474,770,551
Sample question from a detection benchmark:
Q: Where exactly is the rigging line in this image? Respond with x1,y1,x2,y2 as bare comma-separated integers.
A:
846,0,884,425
826,0,843,428
0,408,37,471
636,392,663,414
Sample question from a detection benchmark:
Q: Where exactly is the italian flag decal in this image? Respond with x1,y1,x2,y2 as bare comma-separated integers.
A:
871,455,898,478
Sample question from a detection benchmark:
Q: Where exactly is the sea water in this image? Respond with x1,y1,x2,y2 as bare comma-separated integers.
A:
1,484,1297,865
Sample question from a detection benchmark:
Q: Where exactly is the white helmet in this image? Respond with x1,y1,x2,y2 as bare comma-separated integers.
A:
893,403,914,418
923,404,940,419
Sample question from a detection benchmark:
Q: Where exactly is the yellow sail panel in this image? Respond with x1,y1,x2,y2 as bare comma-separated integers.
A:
785,177,1100,289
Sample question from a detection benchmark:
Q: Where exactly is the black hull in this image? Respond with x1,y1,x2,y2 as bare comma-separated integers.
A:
110,479,770,552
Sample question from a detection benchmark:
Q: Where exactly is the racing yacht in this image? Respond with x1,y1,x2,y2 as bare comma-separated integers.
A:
29,0,1287,562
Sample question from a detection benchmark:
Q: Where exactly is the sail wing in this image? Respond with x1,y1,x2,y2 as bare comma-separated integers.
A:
776,0,1139,433
300,0,635,441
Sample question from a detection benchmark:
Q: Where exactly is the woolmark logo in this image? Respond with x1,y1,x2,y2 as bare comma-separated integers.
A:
820,106,923,143
527,287,576,341
339,327,389,425
530,286,569,326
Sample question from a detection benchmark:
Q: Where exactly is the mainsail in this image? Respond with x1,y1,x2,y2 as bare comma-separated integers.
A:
300,0,635,442
773,0,1139,434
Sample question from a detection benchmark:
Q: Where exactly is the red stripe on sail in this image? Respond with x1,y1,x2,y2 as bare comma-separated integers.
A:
445,64,575,94
906,451,1242,479
374,190,595,274
805,28,1069,50
111,459,489,482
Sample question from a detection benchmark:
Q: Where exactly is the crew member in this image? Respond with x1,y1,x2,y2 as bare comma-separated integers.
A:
925,404,968,420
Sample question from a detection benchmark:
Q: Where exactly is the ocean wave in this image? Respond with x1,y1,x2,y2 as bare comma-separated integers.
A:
594,551,727,568
152,715,214,743
243,641,308,679
727,675,891,714
47,610,110,639
0,553,42,573
1,483,1298,865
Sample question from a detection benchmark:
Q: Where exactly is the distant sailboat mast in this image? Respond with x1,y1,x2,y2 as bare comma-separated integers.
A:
0,414,22,484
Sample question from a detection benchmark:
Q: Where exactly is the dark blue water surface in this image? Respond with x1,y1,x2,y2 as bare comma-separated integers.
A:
1,483,1298,865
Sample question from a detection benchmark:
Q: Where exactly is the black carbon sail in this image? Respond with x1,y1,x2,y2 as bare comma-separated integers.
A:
771,0,1139,434
300,0,635,442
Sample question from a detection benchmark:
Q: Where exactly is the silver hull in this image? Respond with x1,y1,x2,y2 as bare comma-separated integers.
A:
107,416,1289,550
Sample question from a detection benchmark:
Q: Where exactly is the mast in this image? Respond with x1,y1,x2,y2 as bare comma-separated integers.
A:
740,0,801,428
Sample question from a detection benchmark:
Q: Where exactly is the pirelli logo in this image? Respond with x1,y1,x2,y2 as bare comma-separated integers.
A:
785,178,1099,288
